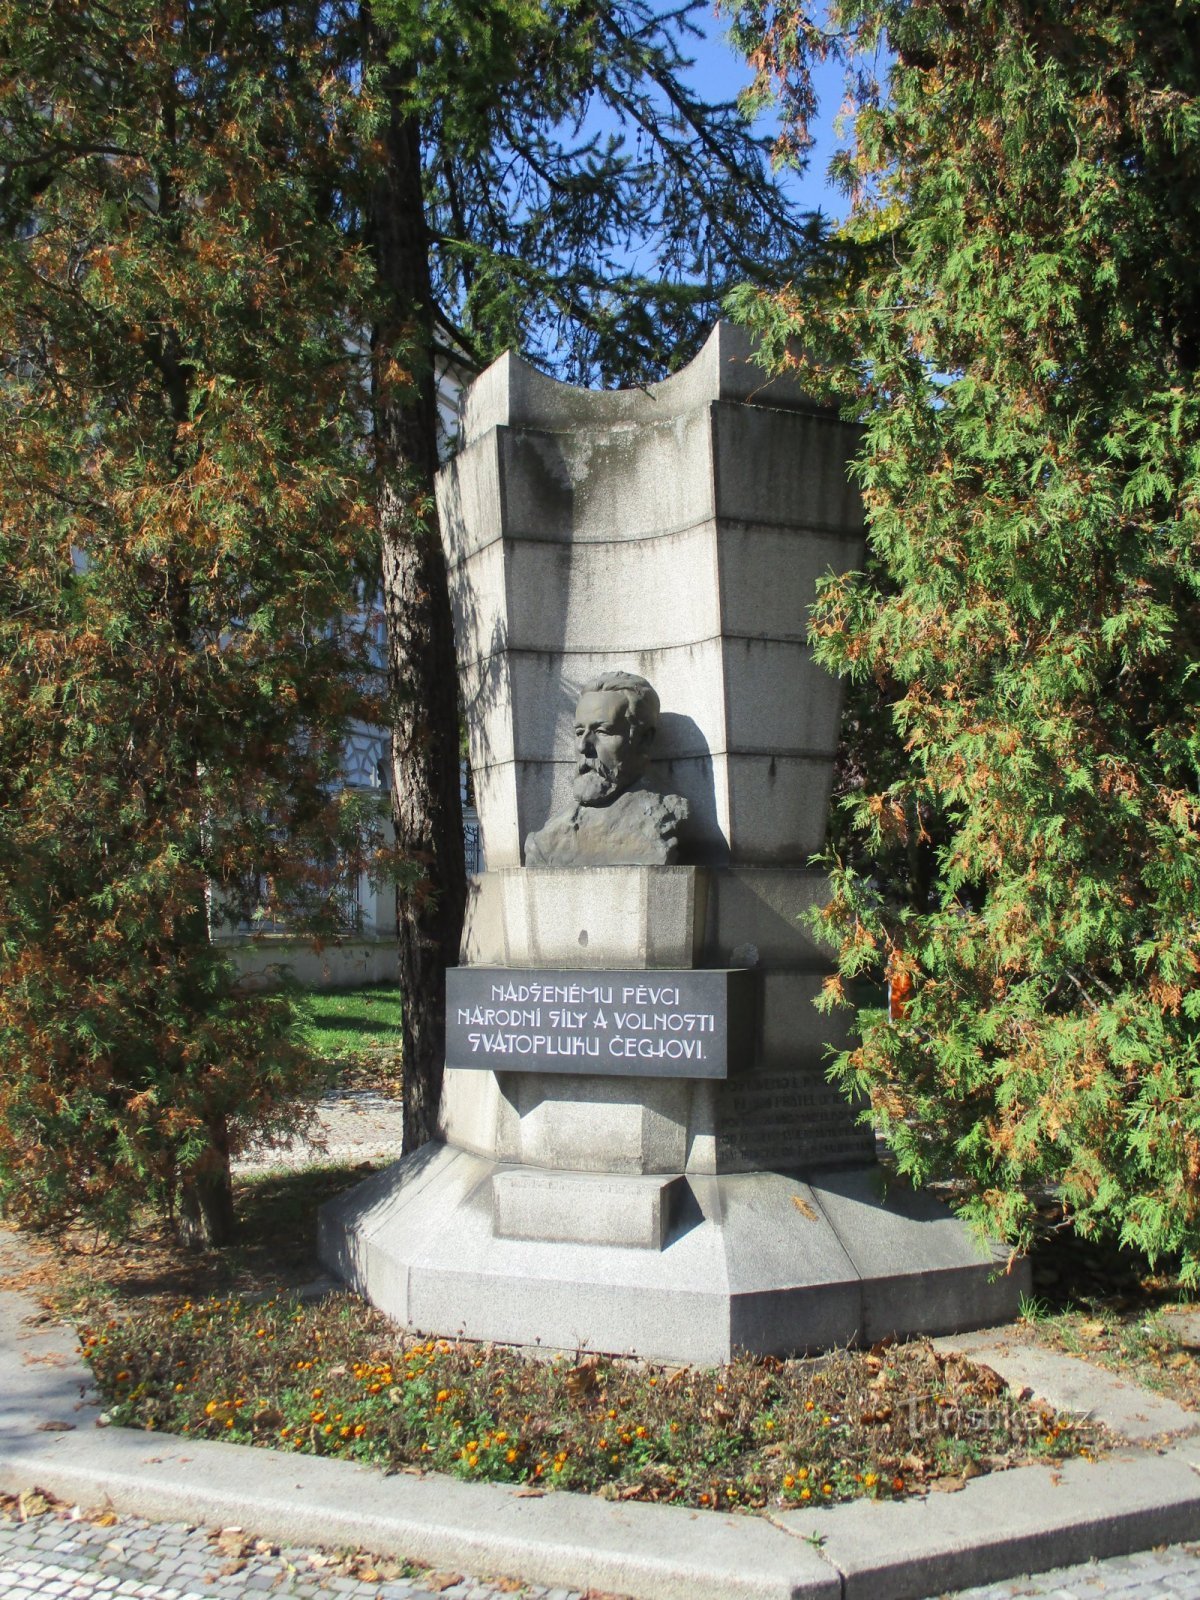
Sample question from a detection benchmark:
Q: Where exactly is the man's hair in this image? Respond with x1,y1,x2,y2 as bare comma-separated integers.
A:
578,670,660,730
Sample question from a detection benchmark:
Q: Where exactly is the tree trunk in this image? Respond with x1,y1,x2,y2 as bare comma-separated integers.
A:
368,27,466,1152
178,1112,235,1249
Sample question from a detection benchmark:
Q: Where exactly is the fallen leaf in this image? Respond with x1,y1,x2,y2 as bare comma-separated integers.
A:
428,1573,463,1592
564,1361,598,1397
18,1490,51,1520
513,1488,545,1499
214,1530,252,1561
791,1195,818,1221
36,1420,75,1432
969,1363,1005,1398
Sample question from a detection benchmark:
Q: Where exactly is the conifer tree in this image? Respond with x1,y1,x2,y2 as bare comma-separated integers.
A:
0,0,383,1243
2,0,819,1225
728,0,1200,1272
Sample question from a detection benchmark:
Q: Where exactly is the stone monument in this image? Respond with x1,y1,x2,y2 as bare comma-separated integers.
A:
319,322,1028,1363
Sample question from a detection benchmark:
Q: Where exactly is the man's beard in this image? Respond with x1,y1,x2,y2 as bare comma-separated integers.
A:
573,759,621,805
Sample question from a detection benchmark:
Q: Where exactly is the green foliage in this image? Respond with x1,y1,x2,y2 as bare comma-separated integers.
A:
726,1,1200,1274
0,0,389,1237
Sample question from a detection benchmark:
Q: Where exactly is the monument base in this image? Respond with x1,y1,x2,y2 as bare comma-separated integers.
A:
318,1143,1028,1365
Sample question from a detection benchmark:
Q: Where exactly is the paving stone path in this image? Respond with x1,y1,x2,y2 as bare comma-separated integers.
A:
948,1542,1200,1598
231,1089,407,1175
5,1499,1200,1600
0,1503,583,1600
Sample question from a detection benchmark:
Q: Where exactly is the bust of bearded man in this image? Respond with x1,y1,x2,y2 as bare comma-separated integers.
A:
523,671,689,868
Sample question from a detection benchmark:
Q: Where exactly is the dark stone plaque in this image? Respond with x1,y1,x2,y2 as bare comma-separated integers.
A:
715,1069,875,1170
446,967,752,1079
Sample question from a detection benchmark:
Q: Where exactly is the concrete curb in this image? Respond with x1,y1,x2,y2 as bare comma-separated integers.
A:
778,1443,1200,1600
2,1243,1200,1600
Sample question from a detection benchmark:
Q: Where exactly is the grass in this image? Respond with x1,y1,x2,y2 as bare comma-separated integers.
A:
299,984,402,1094
1015,1202,1200,1410
1021,1300,1200,1407
301,985,402,1060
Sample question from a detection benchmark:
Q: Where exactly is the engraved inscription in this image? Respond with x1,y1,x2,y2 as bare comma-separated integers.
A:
446,968,751,1080
716,1070,874,1170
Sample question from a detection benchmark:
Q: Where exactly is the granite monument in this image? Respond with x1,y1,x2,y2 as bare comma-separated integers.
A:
319,322,1029,1363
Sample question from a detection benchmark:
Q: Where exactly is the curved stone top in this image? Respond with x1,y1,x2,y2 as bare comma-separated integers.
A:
458,320,818,447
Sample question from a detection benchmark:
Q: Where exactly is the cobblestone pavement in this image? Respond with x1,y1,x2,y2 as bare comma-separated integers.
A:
232,1089,406,1176
5,1498,1200,1600
946,1542,1200,1598
0,1500,583,1600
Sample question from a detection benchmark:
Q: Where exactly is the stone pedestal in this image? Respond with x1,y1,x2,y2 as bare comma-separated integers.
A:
318,324,1029,1359
440,865,874,1176
319,1149,1020,1365
320,863,1024,1359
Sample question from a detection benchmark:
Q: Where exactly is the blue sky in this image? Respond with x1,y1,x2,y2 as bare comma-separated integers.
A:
667,5,849,221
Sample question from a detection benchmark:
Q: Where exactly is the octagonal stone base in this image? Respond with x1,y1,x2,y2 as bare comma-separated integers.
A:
318,1143,1028,1365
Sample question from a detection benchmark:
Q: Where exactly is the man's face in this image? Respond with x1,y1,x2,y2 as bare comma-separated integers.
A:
572,689,649,805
